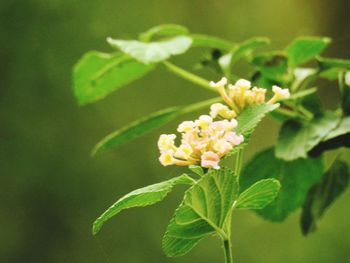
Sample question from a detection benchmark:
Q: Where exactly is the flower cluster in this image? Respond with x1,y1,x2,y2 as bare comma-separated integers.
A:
158,115,244,169
210,77,290,115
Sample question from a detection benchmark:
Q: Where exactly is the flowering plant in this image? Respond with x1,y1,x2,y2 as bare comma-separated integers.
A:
73,24,350,262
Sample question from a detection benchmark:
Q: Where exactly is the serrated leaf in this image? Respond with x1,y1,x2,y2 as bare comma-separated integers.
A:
191,34,236,51
225,104,278,157
275,112,340,161
107,36,192,64
92,97,221,156
189,165,204,176
73,51,154,105
139,24,189,42
236,103,280,135
222,103,279,157
301,160,350,235
162,168,238,257
92,174,195,235
236,179,281,209
240,148,324,221
286,37,331,67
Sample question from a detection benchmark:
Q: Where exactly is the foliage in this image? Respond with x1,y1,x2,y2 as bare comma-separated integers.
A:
72,24,350,262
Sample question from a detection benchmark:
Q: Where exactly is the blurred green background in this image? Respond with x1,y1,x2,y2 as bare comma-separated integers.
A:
1,0,350,262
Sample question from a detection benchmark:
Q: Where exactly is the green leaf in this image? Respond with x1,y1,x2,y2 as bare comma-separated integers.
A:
230,37,270,65
219,37,270,76
309,116,350,157
301,160,350,235
92,106,180,156
73,51,154,105
92,174,195,235
236,179,281,209
291,67,318,92
318,57,350,72
139,24,189,42
189,165,204,177
340,71,350,116
251,52,290,82
240,148,324,221
107,35,192,64
191,34,236,51
225,104,279,157
92,97,221,156
323,116,350,141
162,168,238,257
285,88,317,101
286,37,331,67
236,103,280,135
275,112,340,161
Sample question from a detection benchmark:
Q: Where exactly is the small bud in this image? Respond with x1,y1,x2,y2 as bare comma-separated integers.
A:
235,79,251,89
210,103,236,119
195,115,213,129
177,121,196,133
210,77,228,88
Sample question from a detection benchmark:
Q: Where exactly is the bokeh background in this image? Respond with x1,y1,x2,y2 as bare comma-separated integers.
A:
1,0,350,262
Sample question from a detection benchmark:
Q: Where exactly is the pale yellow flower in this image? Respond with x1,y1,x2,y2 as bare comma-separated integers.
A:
158,134,176,153
195,115,213,129
159,151,175,166
201,151,220,169
174,144,193,160
177,121,196,133
268,85,290,104
210,103,236,119
210,77,290,113
213,139,233,156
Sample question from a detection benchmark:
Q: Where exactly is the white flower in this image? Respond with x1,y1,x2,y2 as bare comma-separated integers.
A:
159,151,174,166
177,121,196,133
252,87,267,103
210,77,227,88
235,79,251,89
272,85,290,100
225,132,244,145
201,151,220,169
213,139,233,156
174,144,193,160
195,115,213,129
210,103,236,119
158,134,176,153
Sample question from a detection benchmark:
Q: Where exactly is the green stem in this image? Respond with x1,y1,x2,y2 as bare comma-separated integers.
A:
181,97,222,114
222,149,244,263
162,61,215,92
235,149,244,192
223,239,233,263
297,105,314,120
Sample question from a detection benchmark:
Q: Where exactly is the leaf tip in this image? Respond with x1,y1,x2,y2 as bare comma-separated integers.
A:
92,221,101,235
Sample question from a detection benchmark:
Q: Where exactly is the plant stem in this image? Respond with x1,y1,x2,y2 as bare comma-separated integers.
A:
223,238,233,263
221,149,244,263
235,149,244,192
162,61,216,92
181,97,222,114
